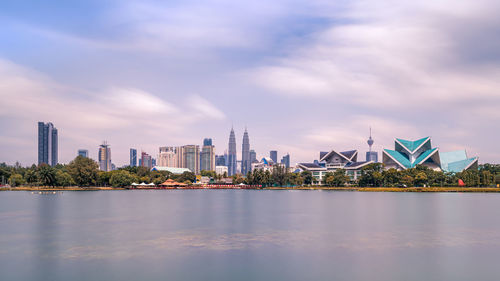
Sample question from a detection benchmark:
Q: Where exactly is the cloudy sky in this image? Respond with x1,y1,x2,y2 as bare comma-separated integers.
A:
1,0,499,166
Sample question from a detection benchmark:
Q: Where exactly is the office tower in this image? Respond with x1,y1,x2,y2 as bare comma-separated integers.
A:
280,154,290,168
130,148,137,167
270,150,278,164
200,140,215,172
250,149,257,163
228,127,237,176
215,155,226,166
37,122,58,166
98,141,112,171
158,146,178,167
366,127,378,162
241,128,251,175
178,145,200,174
141,151,153,169
203,138,213,146
78,149,88,158
152,158,156,167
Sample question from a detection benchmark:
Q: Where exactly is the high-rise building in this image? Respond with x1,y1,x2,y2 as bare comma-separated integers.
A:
228,127,237,176
178,145,200,174
141,151,153,169
38,122,58,166
200,140,215,172
130,148,137,167
366,127,378,162
250,149,257,163
78,149,88,158
215,155,226,166
158,146,178,167
98,141,112,171
241,128,251,175
270,150,278,164
203,138,213,146
280,154,290,168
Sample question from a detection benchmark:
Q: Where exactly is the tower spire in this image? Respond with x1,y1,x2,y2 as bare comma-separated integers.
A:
367,127,374,152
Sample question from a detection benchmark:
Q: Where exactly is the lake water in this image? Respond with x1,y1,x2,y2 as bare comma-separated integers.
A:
1,190,500,281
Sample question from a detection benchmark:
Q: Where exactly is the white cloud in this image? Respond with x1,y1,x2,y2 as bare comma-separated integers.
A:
0,59,226,165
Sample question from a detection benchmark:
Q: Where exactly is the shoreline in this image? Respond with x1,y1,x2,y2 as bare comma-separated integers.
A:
2,186,500,192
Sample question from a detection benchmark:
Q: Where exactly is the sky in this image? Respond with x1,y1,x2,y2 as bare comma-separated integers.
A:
0,0,499,166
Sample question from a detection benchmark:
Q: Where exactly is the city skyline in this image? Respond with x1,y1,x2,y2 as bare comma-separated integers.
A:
1,0,500,166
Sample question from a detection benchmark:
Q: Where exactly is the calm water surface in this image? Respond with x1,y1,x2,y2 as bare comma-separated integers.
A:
1,190,500,281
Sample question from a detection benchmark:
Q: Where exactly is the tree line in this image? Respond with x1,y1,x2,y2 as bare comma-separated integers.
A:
1,156,499,188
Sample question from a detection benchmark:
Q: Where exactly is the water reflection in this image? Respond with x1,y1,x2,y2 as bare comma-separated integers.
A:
1,191,500,281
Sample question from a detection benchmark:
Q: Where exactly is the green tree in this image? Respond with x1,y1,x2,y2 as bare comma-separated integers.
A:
55,170,75,187
24,169,38,186
177,171,196,183
495,174,500,186
97,171,112,186
324,169,350,187
37,164,56,187
110,170,135,187
480,170,493,187
358,163,384,187
382,168,401,187
400,175,414,187
232,173,244,185
301,171,313,185
458,170,480,187
272,165,288,186
9,174,25,187
67,156,99,186
414,172,428,187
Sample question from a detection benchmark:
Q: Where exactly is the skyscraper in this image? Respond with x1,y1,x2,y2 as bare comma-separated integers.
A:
38,122,58,166
158,146,178,167
270,150,278,164
366,127,378,162
178,145,200,174
200,140,215,172
141,151,152,169
78,149,88,158
241,128,251,175
130,148,137,167
250,150,257,163
228,127,237,176
203,138,213,146
280,154,290,168
215,155,226,166
98,141,111,171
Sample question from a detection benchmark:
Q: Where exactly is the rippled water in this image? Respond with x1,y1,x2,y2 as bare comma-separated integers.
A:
1,190,500,281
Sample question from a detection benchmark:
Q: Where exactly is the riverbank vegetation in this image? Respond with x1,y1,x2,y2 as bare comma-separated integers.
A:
1,157,499,189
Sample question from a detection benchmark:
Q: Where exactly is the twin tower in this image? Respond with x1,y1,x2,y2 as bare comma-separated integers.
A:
227,127,251,176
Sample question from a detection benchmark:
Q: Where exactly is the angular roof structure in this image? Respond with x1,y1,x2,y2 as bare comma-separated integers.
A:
383,137,478,173
320,149,358,162
383,137,440,170
440,150,478,173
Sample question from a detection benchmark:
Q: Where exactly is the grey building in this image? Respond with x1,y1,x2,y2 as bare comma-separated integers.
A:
228,127,237,176
250,150,257,163
78,149,88,158
98,141,112,171
215,155,226,166
280,154,290,168
270,150,278,164
38,122,58,166
181,145,200,174
200,140,215,171
130,148,137,167
241,128,251,175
